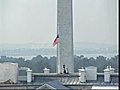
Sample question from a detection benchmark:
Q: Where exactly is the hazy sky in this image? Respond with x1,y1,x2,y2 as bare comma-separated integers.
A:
0,0,118,46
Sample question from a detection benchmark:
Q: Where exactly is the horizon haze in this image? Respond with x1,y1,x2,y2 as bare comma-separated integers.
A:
0,0,118,48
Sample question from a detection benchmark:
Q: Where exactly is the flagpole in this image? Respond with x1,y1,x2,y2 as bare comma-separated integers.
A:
57,24,59,73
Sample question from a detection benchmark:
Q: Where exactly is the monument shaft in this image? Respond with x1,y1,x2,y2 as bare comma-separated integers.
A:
57,0,74,73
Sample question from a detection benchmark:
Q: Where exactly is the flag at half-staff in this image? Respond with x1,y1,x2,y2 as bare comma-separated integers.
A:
53,34,59,47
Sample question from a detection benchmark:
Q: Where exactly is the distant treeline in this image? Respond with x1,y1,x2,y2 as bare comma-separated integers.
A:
0,55,119,73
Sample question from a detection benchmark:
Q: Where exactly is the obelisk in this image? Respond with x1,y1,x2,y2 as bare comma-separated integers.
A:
57,0,74,73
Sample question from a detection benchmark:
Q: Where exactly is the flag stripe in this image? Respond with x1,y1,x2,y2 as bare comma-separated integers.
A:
53,35,59,46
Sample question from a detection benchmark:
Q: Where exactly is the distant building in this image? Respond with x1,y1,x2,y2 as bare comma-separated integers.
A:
0,56,6,60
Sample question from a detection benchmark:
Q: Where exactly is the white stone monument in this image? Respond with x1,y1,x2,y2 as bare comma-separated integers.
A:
57,0,74,73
